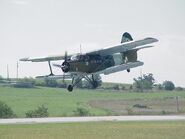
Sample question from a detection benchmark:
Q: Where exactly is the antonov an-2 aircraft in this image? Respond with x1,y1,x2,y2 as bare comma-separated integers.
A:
20,32,158,92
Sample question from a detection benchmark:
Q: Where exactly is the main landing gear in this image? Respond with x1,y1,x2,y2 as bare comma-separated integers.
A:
67,74,98,92
67,85,73,92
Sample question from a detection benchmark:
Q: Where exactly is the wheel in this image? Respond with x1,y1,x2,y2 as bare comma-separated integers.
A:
127,69,130,73
67,85,73,92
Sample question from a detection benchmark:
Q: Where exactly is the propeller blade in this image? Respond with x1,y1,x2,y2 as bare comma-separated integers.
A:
63,72,65,82
53,63,61,68
64,51,67,61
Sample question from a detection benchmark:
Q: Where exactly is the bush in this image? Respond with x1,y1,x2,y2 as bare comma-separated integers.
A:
13,82,35,88
0,75,3,80
73,107,90,116
44,79,58,87
163,81,175,91
0,101,17,118
175,87,183,91
112,85,120,90
133,104,148,108
26,105,49,118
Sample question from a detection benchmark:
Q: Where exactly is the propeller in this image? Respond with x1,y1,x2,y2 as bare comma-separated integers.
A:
53,51,70,82
61,51,70,73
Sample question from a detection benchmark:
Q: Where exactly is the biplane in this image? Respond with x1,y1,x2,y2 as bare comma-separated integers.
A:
20,32,158,92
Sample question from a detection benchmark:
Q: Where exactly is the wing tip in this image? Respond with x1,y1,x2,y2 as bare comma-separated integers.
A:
19,57,30,61
145,37,159,42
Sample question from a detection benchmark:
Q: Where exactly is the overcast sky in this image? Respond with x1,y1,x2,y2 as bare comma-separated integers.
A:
0,0,185,87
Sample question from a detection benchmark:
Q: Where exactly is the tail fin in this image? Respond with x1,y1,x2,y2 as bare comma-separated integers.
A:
121,32,133,43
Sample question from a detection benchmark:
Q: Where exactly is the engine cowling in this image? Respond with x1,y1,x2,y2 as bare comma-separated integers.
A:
62,61,70,73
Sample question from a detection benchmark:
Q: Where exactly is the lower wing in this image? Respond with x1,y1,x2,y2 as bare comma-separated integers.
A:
95,61,144,75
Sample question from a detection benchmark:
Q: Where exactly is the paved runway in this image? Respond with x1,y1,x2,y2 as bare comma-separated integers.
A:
0,115,185,124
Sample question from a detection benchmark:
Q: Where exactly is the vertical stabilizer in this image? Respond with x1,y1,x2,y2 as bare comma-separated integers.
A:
121,32,133,43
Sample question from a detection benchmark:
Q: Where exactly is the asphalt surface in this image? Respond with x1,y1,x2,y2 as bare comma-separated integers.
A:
0,115,185,124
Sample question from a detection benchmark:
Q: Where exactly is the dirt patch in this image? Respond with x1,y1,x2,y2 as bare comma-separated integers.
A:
88,97,185,115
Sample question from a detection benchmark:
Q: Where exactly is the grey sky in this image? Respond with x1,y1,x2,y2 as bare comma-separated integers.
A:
0,0,185,86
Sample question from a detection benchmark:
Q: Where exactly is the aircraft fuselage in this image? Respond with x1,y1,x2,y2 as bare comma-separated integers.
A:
68,53,130,73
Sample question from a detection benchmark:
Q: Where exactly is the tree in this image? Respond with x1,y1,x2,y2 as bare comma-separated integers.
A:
83,74,102,89
155,84,163,90
163,81,175,91
75,78,83,88
0,101,17,118
133,73,155,90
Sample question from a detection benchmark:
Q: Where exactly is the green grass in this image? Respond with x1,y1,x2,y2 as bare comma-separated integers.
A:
0,121,185,139
0,86,185,117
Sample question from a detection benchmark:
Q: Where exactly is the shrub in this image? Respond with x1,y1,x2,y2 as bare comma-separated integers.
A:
0,75,3,80
26,105,49,118
0,101,17,118
133,104,148,108
112,85,120,90
44,79,58,87
126,108,134,115
13,82,35,88
73,107,90,116
175,87,183,91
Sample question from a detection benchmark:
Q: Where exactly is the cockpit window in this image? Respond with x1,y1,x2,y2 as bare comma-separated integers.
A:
71,55,79,61
71,55,90,61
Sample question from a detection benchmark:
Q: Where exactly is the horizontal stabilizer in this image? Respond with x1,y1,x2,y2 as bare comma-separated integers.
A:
96,61,144,75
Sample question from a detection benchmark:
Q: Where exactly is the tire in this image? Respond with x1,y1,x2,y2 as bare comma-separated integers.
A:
67,85,73,92
127,69,130,73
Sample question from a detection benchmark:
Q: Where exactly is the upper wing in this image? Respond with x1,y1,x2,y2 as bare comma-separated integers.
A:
20,55,73,62
87,37,158,56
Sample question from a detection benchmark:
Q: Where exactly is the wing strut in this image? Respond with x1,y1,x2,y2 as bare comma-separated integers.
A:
48,61,54,76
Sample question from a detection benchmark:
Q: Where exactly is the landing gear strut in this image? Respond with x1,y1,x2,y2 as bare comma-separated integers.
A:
67,74,99,92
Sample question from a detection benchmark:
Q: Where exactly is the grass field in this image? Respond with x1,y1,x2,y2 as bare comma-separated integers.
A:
0,86,185,117
0,121,185,139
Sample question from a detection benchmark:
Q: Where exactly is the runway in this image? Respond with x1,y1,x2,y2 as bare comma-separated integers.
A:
0,115,185,124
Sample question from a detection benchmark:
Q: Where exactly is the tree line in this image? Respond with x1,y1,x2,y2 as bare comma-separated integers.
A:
0,74,183,91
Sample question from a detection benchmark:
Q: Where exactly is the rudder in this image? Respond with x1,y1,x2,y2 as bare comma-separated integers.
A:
121,32,133,43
